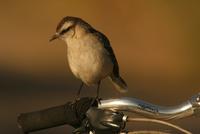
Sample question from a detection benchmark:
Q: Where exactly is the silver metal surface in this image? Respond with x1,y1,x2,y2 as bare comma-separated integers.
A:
99,93,200,120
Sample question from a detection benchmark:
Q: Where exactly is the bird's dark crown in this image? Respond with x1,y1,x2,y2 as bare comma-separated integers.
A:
56,16,92,32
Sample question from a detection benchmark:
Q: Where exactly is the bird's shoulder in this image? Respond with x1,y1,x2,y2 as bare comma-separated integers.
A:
89,29,113,55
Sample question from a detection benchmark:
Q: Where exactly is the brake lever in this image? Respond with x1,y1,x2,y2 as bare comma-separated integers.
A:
85,107,127,134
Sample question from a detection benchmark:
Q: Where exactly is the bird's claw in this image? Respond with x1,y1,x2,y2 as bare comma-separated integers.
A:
74,97,80,103
91,97,102,107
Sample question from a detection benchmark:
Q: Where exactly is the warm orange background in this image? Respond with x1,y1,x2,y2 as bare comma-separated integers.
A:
0,0,200,133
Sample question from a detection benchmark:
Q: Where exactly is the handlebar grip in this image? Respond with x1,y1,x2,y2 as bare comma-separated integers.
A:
18,97,96,133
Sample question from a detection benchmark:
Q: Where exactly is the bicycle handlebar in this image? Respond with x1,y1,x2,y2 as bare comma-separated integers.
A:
99,93,200,120
18,93,200,134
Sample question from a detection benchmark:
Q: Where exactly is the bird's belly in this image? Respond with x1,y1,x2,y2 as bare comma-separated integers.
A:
67,43,113,85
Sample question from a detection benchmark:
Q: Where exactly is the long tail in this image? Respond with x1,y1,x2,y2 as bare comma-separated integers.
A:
110,74,128,93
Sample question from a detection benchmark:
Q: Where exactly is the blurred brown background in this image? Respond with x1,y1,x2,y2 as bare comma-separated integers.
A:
0,0,200,133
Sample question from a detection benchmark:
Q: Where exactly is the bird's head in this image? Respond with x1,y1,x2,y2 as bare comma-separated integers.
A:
49,16,92,42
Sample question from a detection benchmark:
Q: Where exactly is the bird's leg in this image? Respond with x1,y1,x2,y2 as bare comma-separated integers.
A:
75,82,84,100
91,81,101,106
95,81,101,104
96,81,101,99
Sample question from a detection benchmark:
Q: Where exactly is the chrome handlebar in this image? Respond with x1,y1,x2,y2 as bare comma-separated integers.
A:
98,93,200,120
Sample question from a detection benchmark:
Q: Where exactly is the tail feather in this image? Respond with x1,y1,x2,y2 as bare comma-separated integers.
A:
110,75,128,93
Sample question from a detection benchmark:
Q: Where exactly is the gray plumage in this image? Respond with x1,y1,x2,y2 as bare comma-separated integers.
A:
50,16,127,93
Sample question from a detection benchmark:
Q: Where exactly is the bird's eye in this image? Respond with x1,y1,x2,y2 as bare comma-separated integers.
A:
60,25,74,35
60,27,70,35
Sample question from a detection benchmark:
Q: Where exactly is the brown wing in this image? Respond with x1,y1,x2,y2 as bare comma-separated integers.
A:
92,30,120,77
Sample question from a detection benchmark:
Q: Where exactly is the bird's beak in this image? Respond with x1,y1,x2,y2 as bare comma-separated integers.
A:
49,33,60,42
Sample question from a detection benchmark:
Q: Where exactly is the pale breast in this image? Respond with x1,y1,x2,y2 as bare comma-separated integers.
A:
66,33,113,85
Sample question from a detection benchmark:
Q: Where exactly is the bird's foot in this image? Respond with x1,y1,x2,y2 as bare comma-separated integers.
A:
96,96,102,105
91,96,102,106
72,96,80,104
